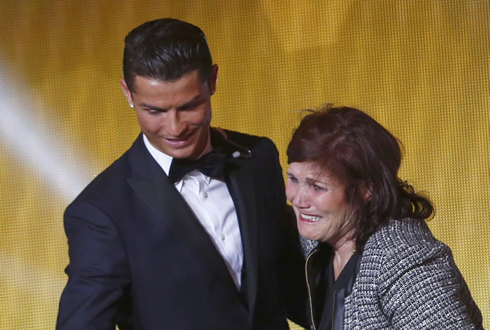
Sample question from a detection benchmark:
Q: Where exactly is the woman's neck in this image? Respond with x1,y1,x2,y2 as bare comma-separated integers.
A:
331,238,356,280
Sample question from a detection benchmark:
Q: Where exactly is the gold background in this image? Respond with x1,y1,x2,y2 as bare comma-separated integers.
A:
0,1,488,329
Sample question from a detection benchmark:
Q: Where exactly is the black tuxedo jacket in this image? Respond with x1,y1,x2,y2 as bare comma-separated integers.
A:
57,129,307,329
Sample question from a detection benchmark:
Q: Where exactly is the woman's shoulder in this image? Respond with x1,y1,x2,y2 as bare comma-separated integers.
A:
354,220,483,329
366,218,441,250
360,218,458,289
362,218,451,271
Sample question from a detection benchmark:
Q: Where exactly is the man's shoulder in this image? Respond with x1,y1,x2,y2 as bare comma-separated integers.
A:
70,158,127,205
220,129,278,158
69,136,144,205
222,129,273,146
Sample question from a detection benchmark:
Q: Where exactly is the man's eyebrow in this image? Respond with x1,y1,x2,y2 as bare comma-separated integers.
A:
138,94,204,112
176,94,203,110
138,103,168,112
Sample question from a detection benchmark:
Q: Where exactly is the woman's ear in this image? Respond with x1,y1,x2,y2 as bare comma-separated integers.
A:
361,181,373,202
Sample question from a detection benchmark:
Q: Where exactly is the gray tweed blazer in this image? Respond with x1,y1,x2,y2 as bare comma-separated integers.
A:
342,218,483,329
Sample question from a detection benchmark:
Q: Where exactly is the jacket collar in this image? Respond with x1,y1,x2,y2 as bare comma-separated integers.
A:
210,127,259,323
126,131,259,322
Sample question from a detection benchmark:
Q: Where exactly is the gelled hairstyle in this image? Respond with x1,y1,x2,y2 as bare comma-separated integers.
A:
123,18,213,92
287,105,434,250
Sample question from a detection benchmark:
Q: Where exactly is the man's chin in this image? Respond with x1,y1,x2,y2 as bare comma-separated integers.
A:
166,149,194,159
158,131,210,159
164,145,206,160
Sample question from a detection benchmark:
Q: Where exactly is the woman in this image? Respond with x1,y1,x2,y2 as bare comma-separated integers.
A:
286,105,483,329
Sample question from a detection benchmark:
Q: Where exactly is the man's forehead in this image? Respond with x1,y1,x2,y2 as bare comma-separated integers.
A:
131,71,204,92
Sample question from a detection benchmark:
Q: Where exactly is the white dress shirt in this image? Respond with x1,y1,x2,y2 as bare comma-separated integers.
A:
143,134,244,288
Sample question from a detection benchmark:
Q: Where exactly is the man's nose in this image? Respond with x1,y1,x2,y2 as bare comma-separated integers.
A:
166,110,186,136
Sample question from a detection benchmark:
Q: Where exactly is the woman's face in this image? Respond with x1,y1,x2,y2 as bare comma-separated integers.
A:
286,161,354,246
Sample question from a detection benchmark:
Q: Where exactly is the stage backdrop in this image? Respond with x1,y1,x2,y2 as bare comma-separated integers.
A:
0,1,488,329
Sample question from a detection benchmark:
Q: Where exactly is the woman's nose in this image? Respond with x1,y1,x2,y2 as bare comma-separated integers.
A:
292,186,310,208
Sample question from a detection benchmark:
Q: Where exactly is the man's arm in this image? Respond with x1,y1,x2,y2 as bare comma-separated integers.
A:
264,140,308,327
276,203,309,328
57,201,131,330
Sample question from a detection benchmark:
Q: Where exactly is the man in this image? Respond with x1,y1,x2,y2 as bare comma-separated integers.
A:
57,18,306,329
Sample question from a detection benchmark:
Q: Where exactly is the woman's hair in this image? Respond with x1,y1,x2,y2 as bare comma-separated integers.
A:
287,105,434,250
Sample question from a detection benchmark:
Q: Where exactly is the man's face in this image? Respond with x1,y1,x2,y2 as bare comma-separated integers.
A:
121,66,218,160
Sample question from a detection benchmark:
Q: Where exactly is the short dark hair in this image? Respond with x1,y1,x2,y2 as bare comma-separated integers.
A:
123,18,213,92
287,105,434,250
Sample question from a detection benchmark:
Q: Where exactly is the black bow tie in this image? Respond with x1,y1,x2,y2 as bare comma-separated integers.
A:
168,151,227,183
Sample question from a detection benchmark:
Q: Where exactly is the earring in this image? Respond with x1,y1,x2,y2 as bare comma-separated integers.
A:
129,103,134,108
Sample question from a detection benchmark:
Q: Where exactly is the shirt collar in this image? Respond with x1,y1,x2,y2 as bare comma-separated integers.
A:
142,134,213,190
142,134,172,176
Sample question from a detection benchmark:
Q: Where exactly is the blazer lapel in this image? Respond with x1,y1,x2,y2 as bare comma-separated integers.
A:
126,136,238,291
210,128,260,321
127,132,260,317
226,157,259,322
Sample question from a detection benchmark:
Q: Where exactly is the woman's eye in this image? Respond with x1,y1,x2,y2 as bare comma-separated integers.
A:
313,184,326,191
288,175,298,183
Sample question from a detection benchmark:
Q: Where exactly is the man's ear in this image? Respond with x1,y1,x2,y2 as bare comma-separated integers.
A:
120,78,134,106
209,64,219,95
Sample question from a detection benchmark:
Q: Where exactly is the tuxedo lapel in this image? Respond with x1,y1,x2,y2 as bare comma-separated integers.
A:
226,157,259,322
210,128,260,320
125,136,238,292
127,132,260,318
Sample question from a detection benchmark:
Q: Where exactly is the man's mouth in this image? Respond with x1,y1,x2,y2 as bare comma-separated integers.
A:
164,131,195,147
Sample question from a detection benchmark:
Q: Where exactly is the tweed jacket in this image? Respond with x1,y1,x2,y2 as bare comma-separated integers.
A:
306,218,483,330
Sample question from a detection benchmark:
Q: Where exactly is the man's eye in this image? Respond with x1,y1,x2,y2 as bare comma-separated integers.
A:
179,104,197,111
146,109,161,115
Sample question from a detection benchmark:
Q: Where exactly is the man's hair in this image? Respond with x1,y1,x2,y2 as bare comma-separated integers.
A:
123,18,213,92
287,105,434,250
